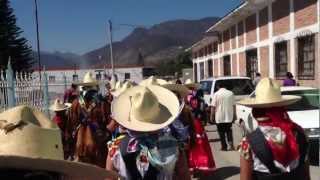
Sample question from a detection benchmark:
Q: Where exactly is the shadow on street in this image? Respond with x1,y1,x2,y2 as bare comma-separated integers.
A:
208,138,220,143
198,166,240,180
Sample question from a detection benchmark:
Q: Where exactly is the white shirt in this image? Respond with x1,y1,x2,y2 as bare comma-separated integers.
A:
211,88,235,124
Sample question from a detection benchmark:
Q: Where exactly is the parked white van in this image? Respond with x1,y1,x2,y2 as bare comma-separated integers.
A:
199,76,254,106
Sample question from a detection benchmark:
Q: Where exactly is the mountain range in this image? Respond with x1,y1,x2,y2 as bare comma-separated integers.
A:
35,17,219,69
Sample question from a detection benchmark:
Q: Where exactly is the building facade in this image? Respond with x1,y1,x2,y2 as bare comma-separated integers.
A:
191,0,320,87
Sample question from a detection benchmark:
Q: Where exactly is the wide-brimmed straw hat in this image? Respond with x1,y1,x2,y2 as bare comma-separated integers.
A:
112,81,134,97
161,82,189,98
140,76,167,86
184,79,200,89
0,106,118,179
49,99,71,112
237,78,301,108
111,81,123,92
75,72,99,87
111,85,180,132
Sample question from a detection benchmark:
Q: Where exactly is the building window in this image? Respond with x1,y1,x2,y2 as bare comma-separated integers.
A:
213,42,218,53
125,73,131,80
200,62,205,80
207,59,213,77
72,74,78,82
96,73,102,80
223,56,231,76
49,76,55,83
298,35,315,80
275,41,288,78
193,64,198,82
246,49,258,79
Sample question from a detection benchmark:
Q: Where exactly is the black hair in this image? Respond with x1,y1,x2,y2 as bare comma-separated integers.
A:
256,72,261,77
286,72,294,79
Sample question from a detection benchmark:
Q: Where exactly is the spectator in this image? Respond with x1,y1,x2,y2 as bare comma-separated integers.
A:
253,72,261,87
210,83,235,151
283,72,296,86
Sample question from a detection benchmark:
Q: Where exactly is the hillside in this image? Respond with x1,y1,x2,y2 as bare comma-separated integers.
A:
83,17,220,67
36,17,219,69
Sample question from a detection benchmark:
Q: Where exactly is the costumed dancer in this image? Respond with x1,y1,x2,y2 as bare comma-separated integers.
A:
106,85,191,180
50,99,72,160
184,79,216,175
238,78,310,180
74,72,112,168
0,106,118,180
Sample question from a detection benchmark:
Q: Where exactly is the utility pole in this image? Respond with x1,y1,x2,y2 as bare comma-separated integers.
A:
108,20,115,76
34,0,42,81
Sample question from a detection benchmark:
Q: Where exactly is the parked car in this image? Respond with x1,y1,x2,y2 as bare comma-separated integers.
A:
236,86,320,139
200,76,254,106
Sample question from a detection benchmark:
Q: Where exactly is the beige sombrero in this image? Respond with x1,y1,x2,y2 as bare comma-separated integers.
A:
237,78,301,108
111,81,123,92
161,82,189,98
111,85,180,132
49,99,71,112
75,72,99,87
111,81,134,97
139,76,168,86
0,106,118,179
184,79,200,89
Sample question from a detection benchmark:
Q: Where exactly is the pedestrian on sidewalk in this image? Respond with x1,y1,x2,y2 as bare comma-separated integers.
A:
210,83,235,151
283,72,296,86
238,78,310,180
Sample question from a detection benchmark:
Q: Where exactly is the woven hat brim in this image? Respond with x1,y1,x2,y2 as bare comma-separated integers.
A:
237,95,301,108
49,105,70,112
184,83,200,89
162,84,189,97
0,156,118,179
111,85,180,132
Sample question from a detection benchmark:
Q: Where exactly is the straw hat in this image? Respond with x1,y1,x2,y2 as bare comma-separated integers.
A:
111,81,123,92
237,78,301,108
184,79,200,89
112,81,134,97
111,85,180,132
0,106,118,179
75,72,98,87
49,99,71,112
161,82,189,98
139,76,167,86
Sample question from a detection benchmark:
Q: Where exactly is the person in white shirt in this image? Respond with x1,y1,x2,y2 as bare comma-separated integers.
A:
210,84,235,151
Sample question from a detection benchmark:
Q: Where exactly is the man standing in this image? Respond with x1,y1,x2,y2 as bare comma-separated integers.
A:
210,84,235,151
64,83,78,103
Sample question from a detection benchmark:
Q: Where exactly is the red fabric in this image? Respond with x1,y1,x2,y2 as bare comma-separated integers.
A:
253,108,301,166
188,118,215,172
53,115,64,130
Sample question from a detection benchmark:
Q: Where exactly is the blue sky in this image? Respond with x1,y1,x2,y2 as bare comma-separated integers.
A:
10,0,242,55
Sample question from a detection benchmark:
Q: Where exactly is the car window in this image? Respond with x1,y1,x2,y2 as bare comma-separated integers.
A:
200,81,213,95
214,79,254,95
282,89,320,111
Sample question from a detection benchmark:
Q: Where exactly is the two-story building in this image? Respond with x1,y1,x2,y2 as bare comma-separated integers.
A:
191,0,319,87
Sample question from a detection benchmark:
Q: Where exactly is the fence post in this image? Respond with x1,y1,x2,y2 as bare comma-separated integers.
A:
6,57,16,108
42,68,50,118
63,74,67,92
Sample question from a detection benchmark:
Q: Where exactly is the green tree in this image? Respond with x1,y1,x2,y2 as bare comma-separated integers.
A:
156,51,192,76
0,0,34,71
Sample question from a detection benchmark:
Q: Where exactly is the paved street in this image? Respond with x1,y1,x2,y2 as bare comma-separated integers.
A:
193,124,320,180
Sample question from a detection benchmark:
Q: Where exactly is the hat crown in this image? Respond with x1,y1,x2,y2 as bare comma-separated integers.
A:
83,72,96,84
130,87,160,123
0,106,63,160
255,78,281,103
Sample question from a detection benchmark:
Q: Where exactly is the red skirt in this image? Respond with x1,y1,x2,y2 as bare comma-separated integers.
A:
188,118,216,172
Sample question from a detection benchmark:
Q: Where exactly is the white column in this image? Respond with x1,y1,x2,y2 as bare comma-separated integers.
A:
218,58,221,76
229,28,232,50
204,59,207,79
222,32,225,53
289,0,296,76
268,1,275,78
236,23,240,76
197,63,201,82
230,54,233,75
256,11,261,72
